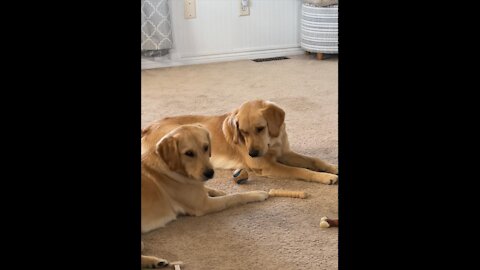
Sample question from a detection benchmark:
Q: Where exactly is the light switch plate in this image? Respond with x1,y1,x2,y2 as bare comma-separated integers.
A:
184,0,196,19
240,0,250,16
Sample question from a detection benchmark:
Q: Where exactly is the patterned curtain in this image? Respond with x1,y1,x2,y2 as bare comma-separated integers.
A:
141,0,173,57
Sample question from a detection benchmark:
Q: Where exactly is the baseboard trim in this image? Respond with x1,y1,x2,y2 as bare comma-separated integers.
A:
142,47,305,70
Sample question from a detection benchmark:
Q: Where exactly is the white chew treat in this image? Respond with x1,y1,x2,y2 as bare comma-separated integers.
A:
170,261,184,270
320,220,330,228
320,216,328,222
268,189,307,199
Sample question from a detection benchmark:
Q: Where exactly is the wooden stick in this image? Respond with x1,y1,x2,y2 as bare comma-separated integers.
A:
268,189,308,199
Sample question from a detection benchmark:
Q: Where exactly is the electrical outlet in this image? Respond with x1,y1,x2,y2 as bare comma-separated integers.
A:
240,0,250,16
184,0,196,19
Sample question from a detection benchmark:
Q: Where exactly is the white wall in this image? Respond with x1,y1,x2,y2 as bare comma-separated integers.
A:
143,0,303,69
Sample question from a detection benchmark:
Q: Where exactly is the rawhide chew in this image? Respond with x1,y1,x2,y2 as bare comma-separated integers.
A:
268,189,308,199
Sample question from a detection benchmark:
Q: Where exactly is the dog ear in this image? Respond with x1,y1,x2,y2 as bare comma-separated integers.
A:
206,131,212,157
262,102,285,137
232,119,241,144
192,124,213,156
156,135,182,172
141,126,150,138
223,110,242,144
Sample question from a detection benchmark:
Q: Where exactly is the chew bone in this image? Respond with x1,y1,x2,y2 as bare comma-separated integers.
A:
169,261,184,270
268,189,308,199
232,169,249,184
319,216,339,228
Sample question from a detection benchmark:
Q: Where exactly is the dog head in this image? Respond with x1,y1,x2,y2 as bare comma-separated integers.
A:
223,100,285,158
155,124,214,181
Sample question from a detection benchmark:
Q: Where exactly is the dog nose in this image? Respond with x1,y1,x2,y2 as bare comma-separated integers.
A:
249,149,260,157
203,169,214,179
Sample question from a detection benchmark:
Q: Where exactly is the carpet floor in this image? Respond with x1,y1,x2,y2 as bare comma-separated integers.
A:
141,54,338,270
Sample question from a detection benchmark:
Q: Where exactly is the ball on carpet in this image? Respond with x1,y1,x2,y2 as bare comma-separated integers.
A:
232,169,249,184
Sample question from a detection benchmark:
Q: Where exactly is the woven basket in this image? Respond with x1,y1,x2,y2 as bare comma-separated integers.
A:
303,0,338,7
300,4,338,54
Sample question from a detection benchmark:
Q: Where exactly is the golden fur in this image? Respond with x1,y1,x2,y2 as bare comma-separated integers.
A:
141,124,268,268
142,100,338,185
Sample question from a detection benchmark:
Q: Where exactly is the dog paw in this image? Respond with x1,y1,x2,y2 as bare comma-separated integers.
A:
328,175,338,185
315,173,338,185
250,191,269,201
326,165,338,175
153,259,169,268
142,257,168,268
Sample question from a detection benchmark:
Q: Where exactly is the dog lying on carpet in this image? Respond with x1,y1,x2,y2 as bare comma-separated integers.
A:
141,124,269,268
142,100,338,185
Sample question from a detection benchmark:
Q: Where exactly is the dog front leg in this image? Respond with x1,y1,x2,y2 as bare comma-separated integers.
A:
197,191,268,216
261,161,338,185
141,255,168,268
277,151,338,174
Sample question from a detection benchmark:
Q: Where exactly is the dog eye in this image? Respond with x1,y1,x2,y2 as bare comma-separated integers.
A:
185,150,195,157
204,145,209,152
256,127,265,133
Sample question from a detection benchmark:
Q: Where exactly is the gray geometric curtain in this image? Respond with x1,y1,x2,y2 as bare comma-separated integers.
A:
141,0,173,57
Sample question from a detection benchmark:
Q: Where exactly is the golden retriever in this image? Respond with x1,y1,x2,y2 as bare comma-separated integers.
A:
141,124,269,268
142,100,338,185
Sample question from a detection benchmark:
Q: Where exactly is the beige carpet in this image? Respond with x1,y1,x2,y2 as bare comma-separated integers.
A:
141,54,338,270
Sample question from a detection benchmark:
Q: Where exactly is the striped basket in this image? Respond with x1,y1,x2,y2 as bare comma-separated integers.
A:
301,4,338,54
